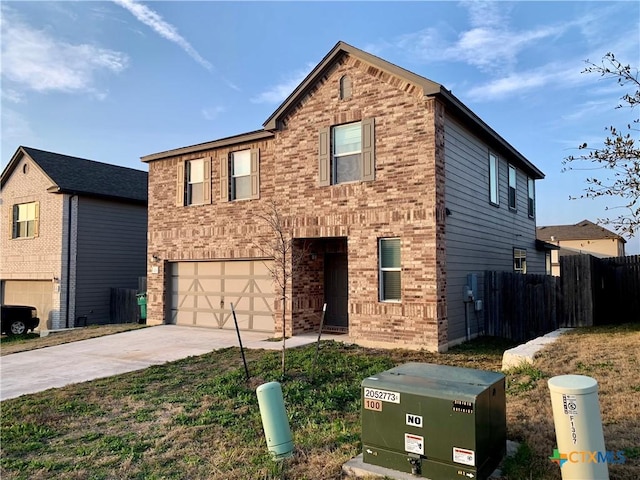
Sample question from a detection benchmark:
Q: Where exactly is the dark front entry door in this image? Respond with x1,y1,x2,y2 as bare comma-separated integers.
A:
324,254,348,329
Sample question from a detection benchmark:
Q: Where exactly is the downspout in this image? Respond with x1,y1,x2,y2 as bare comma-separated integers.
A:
65,194,76,328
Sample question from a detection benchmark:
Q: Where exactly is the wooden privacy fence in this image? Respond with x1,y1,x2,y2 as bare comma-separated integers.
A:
484,254,640,342
484,271,558,342
110,277,147,324
110,288,140,324
562,254,640,327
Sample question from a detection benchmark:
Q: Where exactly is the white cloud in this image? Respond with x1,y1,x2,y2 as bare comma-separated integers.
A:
201,106,226,121
394,4,566,75
0,7,128,96
465,62,585,101
113,0,212,71
251,63,315,104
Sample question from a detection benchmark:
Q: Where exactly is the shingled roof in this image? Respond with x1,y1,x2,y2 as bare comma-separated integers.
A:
2,146,147,204
536,220,626,244
142,41,545,181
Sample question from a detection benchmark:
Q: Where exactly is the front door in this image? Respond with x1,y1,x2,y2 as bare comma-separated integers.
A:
324,254,348,330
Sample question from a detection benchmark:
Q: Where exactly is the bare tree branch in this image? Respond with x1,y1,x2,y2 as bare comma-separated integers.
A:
253,200,308,379
563,52,640,237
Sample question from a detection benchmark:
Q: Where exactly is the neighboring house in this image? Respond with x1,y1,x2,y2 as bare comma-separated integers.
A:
142,41,551,351
1,146,148,329
537,219,627,276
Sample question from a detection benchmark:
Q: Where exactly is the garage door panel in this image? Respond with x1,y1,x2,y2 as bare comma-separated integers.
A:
170,261,274,332
3,280,53,330
197,278,221,293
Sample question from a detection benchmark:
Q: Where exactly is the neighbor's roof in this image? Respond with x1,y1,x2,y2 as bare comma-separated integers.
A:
141,41,545,180
1,146,148,204
537,220,626,244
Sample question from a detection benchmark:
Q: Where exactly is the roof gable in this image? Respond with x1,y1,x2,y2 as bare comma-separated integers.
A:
537,220,625,243
2,146,147,204
263,41,444,131
263,41,543,180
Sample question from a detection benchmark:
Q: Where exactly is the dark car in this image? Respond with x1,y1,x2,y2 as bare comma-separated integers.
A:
1,305,40,336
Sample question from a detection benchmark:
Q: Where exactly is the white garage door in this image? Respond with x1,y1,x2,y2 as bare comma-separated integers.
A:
170,260,275,332
2,280,53,329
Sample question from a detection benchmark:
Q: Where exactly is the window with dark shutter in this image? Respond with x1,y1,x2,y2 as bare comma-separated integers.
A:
229,149,259,200
318,118,375,186
12,202,39,238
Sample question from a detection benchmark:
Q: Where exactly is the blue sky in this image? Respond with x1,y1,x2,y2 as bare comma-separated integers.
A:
2,1,639,253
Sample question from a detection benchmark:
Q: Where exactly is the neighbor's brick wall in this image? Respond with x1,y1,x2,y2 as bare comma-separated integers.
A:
146,52,448,351
1,153,65,328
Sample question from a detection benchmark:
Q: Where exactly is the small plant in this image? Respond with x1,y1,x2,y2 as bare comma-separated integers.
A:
500,441,536,479
505,363,546,395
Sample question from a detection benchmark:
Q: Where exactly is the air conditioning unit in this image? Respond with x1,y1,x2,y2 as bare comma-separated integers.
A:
361,363,506,479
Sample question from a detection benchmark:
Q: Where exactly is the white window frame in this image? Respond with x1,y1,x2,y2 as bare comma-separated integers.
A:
186,159,204,205
489,152,499,205
527,177,535,218
379,238,401,302
508,164,517,210
514,248,527,274
332,121,362,184
13,202,38,238
230,149,252,200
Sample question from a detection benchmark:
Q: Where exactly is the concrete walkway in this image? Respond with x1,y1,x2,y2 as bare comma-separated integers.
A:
1,325,341,401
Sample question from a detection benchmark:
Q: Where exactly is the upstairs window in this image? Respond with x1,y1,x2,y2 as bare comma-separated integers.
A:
508,164,517,210
220,149,260,201
12,202,39,238
318,118,375,186
333,122,362,184
231,150,252,200
379,238,401,302
514,248,527,274
489,152,499,205
176,158,211,206
527,177,535,218
187,159,204,205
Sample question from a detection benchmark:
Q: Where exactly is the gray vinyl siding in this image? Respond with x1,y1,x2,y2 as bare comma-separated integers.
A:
444,115,544,345
74,197,147,324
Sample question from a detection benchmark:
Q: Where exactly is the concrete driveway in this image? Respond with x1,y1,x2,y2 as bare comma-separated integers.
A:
1,325,335,401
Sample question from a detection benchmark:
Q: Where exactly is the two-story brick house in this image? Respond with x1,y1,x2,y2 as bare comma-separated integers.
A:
142,41,550,351
1,146,148,329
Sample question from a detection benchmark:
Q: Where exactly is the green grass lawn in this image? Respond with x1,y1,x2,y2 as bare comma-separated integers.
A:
1,325,638,480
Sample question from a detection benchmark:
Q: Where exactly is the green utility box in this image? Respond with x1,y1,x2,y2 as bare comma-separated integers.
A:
361,363,506,480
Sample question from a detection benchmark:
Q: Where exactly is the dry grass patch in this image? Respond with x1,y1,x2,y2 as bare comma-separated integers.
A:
505,323,640,480
1,325,638,479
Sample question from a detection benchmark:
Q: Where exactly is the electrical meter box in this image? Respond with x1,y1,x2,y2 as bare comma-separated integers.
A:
361,363,506,480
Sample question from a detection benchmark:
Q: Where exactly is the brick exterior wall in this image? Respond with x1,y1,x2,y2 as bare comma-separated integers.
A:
146,52,449,351
1,155,66,328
